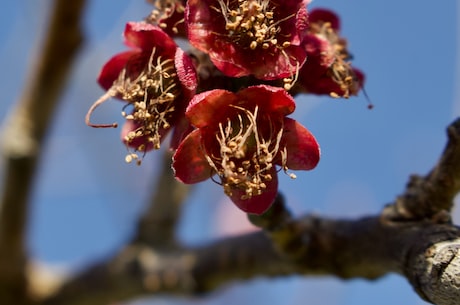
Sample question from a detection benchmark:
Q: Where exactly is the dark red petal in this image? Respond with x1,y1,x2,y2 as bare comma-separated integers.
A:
175,48,197,97
249,45,307,80
187,86,297,128
280,118,320,170
210,53,250,78
169,116,194,150
309,8,341,30
200,42,306,80
124,22,177,56
185,0,225,51
303,34,335,68
186,89,238,128
228,168,279,215
237,85,296,116
282,0,310,45
172,129,213,184
294,6,309,44
97,50,140,91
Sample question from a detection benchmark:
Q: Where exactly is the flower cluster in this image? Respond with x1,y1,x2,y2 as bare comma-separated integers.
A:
87,2,364,214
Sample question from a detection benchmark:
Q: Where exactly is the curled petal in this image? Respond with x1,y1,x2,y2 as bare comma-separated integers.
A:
294,6,309,43
97,50,139,91
280,118,320,170
237,85,296,116
186,85,296,128
303,34,335,68
124,22,177,54
172,129,213,183
186,90,239,128
175,48,198,97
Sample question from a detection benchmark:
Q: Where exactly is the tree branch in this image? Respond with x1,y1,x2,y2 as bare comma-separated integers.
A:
0,0,86,303
383,118,460,221
39,214,460,305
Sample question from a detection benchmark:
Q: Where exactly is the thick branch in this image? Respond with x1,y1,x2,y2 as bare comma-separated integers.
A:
40,214,460,305
0,0,86,303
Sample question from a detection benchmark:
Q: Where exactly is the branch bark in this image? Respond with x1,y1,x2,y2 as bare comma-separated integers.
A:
40,215,460,305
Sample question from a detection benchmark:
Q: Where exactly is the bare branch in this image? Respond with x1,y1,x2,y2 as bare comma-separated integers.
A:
0,0,86,303
39,214,460,305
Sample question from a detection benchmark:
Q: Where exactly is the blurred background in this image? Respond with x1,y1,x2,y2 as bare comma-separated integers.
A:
0,1,458,304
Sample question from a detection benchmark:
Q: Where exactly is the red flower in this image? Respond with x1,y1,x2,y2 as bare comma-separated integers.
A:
185,0,309,81
294,8,364,98
86,22,197,164
172,85,320,214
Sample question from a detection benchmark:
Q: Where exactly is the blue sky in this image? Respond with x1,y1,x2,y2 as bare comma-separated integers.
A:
0,1,458,305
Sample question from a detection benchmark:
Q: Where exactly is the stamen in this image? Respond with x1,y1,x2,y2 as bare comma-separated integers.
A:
89,46,180,164
282,55,300,90
146,0,186,34
205,105,288,200
215,0,294,51
85,89,119,128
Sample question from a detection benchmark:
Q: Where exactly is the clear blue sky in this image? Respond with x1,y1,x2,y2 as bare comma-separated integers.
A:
0,1,458,305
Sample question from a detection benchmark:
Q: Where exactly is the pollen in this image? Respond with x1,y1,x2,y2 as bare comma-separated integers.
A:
215,0,292,51
205,105,285,201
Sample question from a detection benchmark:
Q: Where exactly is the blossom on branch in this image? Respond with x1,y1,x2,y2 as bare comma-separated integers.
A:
294,8,364,98
185,0,309,82
86,22,197,164
172,85,320,214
